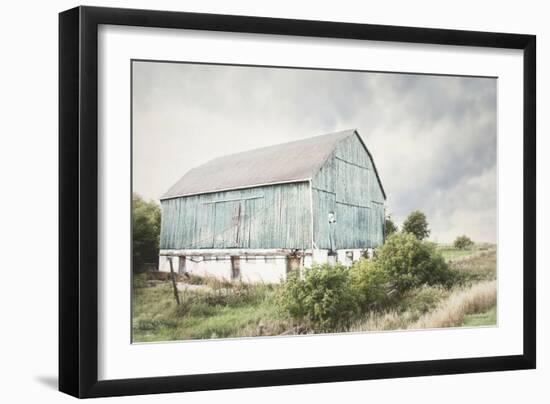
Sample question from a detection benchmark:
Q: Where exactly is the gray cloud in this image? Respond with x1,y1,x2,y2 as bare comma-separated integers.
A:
132,61,497,243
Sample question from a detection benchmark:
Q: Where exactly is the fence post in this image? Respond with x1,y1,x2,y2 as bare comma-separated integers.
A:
168,257,180,305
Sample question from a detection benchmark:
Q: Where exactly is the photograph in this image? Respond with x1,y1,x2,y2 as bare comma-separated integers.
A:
131,60,498,343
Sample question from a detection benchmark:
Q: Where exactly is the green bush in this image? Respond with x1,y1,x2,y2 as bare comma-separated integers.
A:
278,235,457,332
376,233,455,295
279,264,356,332
349,259,389,311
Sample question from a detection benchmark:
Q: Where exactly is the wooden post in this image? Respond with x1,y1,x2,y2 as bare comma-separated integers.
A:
168,257,180,305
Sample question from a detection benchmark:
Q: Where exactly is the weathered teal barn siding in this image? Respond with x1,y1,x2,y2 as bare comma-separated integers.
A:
160,182,311,250
311,133,386,250
160,130,385,254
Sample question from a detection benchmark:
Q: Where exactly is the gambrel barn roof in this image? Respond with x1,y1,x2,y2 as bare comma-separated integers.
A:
161,129,386,200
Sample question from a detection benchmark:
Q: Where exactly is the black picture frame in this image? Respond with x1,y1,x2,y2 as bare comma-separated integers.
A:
59,5,536,398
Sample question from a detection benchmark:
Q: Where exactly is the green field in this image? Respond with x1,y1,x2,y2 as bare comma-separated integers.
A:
132,279,286,342
437,243,495,261
133,244,497,342
438,248,476,261
462,305,497,327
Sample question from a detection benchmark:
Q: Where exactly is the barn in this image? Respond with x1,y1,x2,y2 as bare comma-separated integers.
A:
158,129,386,283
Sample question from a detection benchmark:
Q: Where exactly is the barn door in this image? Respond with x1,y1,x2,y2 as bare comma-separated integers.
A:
213,200,245,248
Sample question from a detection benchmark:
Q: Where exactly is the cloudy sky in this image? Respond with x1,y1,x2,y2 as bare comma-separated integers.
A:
132,61,497,243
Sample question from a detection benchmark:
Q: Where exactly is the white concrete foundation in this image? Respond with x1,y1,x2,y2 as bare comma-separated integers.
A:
159,252,288,283
336,249,364,267
158,255,182,273
312,249,328,265
159,248,369,283
239,256,287,283
185,257,233,280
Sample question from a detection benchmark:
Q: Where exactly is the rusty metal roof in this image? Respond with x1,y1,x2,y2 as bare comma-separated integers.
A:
161,129,386,200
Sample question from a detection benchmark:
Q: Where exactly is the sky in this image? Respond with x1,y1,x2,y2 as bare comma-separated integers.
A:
132,61,497,243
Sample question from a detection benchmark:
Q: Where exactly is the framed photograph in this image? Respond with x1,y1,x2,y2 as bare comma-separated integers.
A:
59,6,536,398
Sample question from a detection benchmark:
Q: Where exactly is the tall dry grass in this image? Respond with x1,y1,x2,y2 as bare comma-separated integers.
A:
450,249,497,274
409,280,496,329
349,310,418,332
348,280,496,332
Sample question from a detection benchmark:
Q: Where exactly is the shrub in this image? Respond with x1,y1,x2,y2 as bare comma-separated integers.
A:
454,235,474,250
349,259,390,310
279,264,356,332
376,233,455,295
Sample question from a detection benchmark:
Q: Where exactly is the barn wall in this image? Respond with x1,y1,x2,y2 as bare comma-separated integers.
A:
160,182,312,250
312,133,385,250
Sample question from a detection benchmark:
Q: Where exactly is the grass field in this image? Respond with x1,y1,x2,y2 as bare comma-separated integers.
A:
437,244,493,262
132,245,497,342
132,279,289,342
438,248,476,261
462,305,497,327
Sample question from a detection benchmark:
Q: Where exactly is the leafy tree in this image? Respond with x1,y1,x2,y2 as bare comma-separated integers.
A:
402,210,431,240
375,233,453,295
454,235,474,250
132,193,161,273
384,215,398,238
